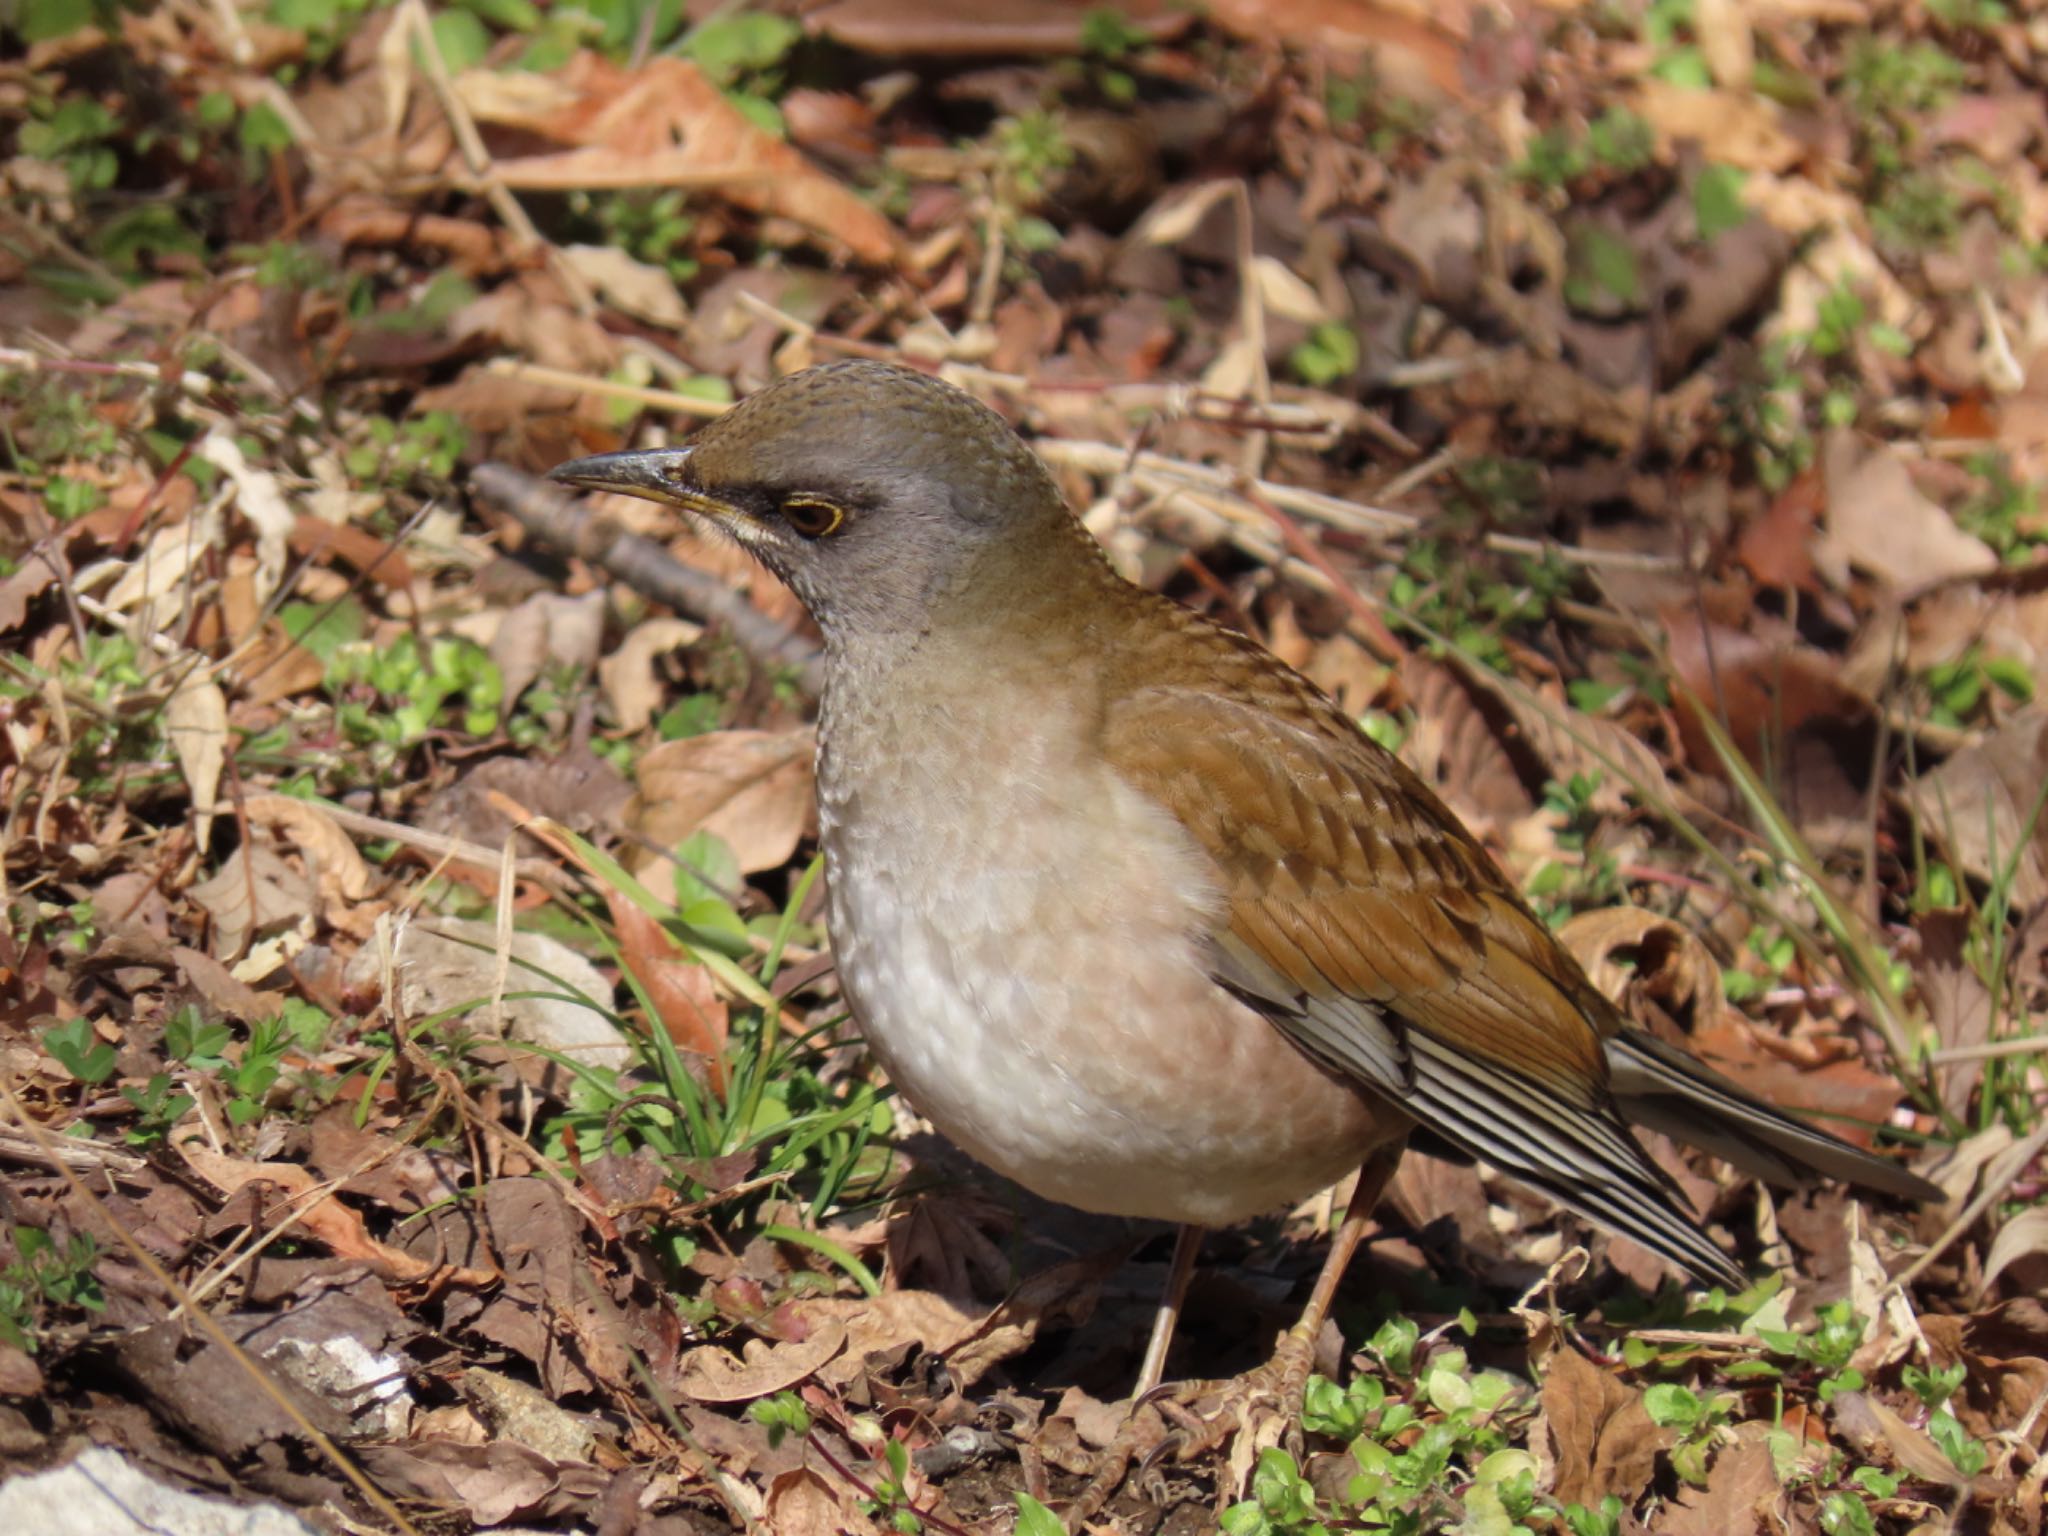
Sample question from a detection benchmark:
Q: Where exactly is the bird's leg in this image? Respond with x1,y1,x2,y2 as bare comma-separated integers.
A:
1051,1226,1205,1524
1157,1138,1407,1469
1062,1142,1408,1522
1262,1138,1405,1406
1134,1223,1206,1397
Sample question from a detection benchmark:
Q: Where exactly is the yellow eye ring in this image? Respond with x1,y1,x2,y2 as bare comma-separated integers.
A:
783,496,846,539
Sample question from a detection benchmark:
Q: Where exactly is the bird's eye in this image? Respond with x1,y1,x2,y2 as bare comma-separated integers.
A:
782,495,846,539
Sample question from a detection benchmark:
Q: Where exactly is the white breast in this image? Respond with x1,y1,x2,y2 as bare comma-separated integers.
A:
814,655,1386,1226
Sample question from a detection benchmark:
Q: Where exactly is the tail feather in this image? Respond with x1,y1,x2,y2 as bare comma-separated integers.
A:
1606,1030,1941,1204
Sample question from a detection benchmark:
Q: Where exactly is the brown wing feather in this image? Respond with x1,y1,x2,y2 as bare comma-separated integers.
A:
1100,660,1611,1106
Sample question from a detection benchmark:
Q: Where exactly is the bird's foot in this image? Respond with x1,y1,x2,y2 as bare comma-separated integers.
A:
1049,1401,1170,1527
1151,1323,1317,1489
1054,1329,1322,1523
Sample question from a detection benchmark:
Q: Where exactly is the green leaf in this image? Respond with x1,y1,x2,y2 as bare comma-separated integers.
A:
684,12,799,86
1642,1382,1703,1429
1013,1492,1067,1536
240,99,296,155
279,597,366,662
42,1018,118,1083
19,0,101,42
461,0,541,30
1651,46,1713,88
1693,164,1747,241
427,9,492,73
727,91,785,139
1565,224,1642,311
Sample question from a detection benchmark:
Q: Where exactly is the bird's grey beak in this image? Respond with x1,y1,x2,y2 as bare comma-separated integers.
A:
547,447,697,504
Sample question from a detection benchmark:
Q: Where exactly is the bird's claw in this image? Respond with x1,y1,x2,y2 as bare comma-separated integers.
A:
1056,1326,1322,1524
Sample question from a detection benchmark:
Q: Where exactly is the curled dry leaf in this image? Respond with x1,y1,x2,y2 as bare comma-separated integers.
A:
241,793,375,921
1981,1205,2048,1299
1559,906,1725,1026
763,1468,881,1536
600,617,705,733
164,674,227,843
676,1318,849,1403
631,728,816,877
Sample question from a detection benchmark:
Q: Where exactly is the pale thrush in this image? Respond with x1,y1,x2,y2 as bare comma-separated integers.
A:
551,360,1936,1393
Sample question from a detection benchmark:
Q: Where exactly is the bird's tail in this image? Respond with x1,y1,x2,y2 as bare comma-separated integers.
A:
1605,1028,1941,1204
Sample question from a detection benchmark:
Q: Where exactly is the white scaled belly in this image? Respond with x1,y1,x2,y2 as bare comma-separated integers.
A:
815,686,1380,1227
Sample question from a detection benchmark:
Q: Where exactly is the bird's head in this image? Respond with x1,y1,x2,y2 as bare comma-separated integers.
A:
548,360,1090,641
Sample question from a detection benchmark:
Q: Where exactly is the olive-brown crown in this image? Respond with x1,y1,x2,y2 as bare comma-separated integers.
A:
686,359,1064,534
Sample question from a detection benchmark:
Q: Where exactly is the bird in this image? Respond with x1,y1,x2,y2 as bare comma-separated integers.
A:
549,359,1937,1400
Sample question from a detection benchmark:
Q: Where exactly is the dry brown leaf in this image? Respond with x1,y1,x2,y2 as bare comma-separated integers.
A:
164,675,227,844
287,513,418,592
1907,711,2048,910
1922,1299,2048,1453
1661,603,1877,846
1692,0,1754,90
489,590,607,717
173,946,287,1025
558,244,687,328
763,1468,881,1536
1559,906,1725,1025
1540,1346,1669,1508
1831,1390,1983,1489
1814,432,1997,594
1462,668,1677,820
0,1343,42,1398
186,842,315,962
789,1290,987,1389
1398,655,1537,829
600,617,706,732
1632,80,1801,172
1982,1206,2048,1298
356,1439,605,1528
1913,908,1995,1119
807,0,1192,56
1205,0,1469,101
1655,1422,1782,1536
174,1128,482,1285
676,1319,848,1403
610,898,729,1090
476,54,900,267
242,793,375,919
631,728,816,876
1687,1013,1912,1143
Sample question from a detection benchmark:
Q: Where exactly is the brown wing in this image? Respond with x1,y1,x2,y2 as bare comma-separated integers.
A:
1100,663,1747,1288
